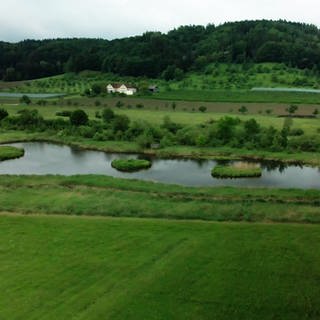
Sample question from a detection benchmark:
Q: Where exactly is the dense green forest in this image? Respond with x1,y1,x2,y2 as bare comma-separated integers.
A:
1,20,320,81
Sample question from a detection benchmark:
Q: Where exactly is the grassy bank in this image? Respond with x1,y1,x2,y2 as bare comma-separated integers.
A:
1,130,319,166
0,146,24,161
0,175,319,223
1,214,320,320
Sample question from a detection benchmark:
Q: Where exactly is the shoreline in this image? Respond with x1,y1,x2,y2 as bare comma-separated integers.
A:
1,135,319,167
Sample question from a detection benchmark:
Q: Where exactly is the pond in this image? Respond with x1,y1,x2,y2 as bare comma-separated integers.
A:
0,142,320,189
0,92,65,98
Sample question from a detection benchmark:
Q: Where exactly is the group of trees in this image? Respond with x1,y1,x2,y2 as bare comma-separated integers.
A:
0,107,319,153
1,20,320,81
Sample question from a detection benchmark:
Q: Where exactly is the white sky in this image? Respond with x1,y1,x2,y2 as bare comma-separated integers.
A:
1,0,319,42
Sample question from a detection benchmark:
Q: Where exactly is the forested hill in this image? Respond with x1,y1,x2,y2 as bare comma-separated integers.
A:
1,20,320,81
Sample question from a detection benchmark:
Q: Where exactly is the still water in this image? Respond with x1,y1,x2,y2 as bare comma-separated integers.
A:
1,142,320,189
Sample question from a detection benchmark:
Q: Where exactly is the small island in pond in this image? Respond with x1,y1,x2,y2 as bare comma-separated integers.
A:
0,146,25,161
111,159,152,172
212,163,262,178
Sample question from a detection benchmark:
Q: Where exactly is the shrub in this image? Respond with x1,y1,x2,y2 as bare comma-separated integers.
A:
289,128,304,136
286,105,298,115
91,83,102,96
70,109,89,126
93,132,105,141
238,106,248,114
160,133,175,148
136,133,153,148
20,95,31,105
116,101,124,108
79,126,96,138
36,100,47,106
161,116,182,134
17,109,43,127
102,108,115,123
199,106,207,113
0,108,9,121
289,135,320,152
112,115,130,132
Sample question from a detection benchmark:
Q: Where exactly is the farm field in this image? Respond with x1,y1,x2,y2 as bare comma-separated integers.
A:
1,95,320,115
151,88,320,104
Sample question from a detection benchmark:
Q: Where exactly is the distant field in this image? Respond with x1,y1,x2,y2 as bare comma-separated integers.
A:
1,214,320,320
2,95,318,115
2,103,319,135
151,88,320,104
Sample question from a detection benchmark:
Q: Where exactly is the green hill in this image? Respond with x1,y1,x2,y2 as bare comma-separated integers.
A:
1,20,320,81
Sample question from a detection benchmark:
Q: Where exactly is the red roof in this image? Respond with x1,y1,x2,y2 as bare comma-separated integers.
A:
109,83,136,89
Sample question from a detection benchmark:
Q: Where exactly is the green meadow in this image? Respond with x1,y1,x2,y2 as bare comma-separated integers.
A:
1,214,320,320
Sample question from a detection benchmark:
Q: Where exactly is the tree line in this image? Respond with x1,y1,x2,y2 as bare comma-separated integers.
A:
1,20,320,81
0,107,319,153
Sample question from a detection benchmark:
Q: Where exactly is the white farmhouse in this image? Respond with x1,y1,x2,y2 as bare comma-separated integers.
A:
106,84,137,96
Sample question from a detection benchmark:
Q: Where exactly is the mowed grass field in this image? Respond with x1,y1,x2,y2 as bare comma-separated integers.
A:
1,214,320,320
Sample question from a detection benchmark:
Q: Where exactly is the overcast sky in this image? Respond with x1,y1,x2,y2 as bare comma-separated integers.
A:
1,0,319,42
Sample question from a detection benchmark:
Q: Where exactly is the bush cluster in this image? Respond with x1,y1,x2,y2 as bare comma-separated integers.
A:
1,107,319,153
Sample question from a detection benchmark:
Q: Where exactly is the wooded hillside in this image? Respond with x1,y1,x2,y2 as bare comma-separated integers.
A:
1,20,320,81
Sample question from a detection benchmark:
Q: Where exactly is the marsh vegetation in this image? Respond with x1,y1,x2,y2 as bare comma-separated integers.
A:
212,163,262,178
111,159,152,172
0,146,24,161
